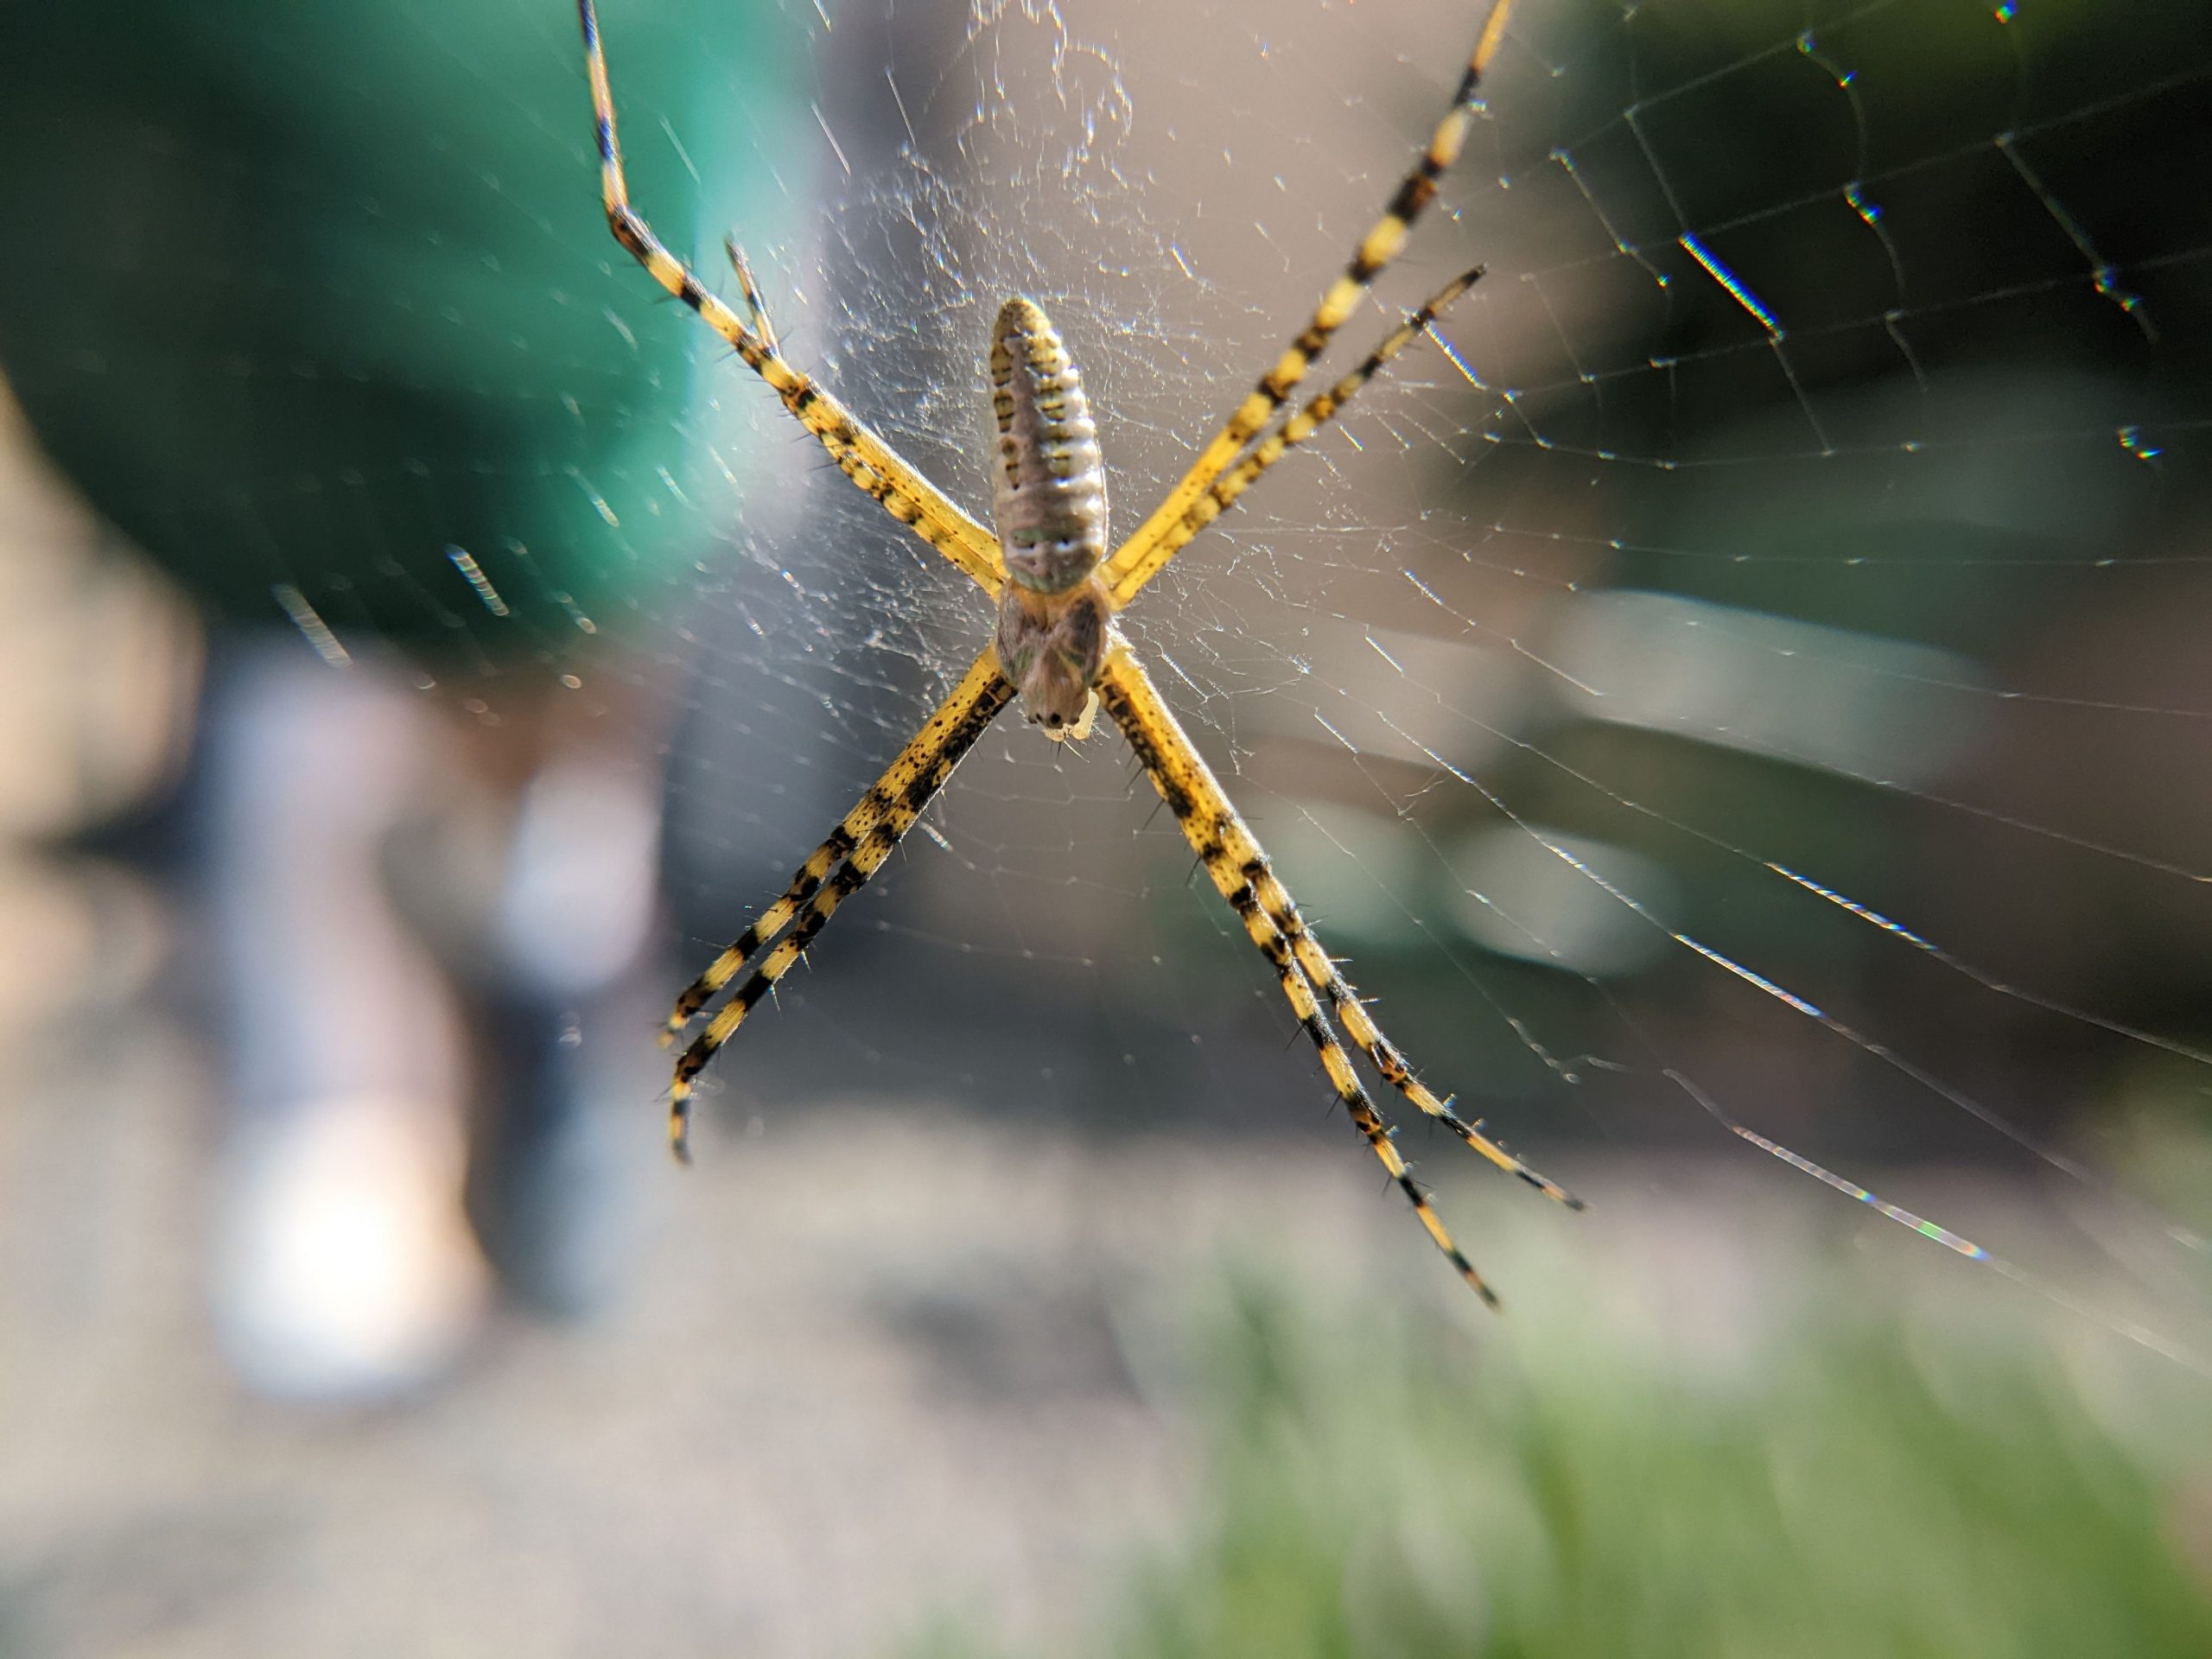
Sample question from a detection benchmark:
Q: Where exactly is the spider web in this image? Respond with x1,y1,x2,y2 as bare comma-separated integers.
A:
7,0,2211,1367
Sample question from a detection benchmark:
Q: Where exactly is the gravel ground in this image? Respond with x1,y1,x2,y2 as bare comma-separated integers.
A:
0,1013,1468,1658
5,1005,2195,1657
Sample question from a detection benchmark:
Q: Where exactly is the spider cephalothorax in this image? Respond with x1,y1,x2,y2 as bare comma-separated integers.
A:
582,0,1580,1304
988,296,1115,737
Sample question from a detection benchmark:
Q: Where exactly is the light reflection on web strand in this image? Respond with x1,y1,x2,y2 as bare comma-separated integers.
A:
1764,863,2212,1085
1679,231,1783,337
1422,321,1552,450
1663,1070,2212,1380
1312,697,2210,1370
1325,608,2212,1228
1669,1071,1993,1262
270,584,353,668
1792,26,1913,305
1383,596,2212,1083
1676,231,1837,454
1350,700,2209,1256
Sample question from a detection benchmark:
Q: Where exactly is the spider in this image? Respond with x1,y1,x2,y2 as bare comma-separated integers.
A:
579,0,1580,1303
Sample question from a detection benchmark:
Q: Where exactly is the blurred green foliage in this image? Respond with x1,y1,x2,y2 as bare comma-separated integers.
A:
910,1270,2212,1657
0,0,807,647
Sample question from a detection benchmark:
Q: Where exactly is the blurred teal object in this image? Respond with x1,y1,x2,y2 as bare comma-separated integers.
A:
0,0,808,651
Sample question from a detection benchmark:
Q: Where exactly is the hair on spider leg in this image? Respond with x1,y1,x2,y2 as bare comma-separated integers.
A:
722,235,779,353
1116,753,1170,816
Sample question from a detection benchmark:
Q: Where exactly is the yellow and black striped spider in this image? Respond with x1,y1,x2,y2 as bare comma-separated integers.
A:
580,0,1580,1302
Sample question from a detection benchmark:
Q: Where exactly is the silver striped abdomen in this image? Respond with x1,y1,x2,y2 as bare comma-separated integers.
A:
989,297,1108,594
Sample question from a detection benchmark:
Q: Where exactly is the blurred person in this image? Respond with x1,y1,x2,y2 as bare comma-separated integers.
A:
0,0,810,1397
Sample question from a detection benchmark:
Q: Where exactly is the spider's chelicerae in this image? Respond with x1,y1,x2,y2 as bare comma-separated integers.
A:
580,0,1580,1303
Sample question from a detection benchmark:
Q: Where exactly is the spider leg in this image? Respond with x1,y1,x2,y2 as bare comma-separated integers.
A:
666,648,1016,1158
1098,649,1573,1195
1097,645,1504,1305
578,0,1003,597
1103,0,1517,601
1107,267,1484,606
1245,864,1582,1210
663,645,1010,1043
1099,649,1577,1207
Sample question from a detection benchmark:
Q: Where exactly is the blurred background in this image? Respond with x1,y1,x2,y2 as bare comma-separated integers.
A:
2,0,2210,1652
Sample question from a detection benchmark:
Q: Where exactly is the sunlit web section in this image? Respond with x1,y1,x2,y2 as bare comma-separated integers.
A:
8,0,2207,1355
755,0,2211,1362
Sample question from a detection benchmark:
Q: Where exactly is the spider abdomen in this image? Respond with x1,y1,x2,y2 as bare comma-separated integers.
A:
989,297,1109,595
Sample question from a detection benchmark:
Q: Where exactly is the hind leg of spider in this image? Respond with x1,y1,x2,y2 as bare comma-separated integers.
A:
576,0,1004,594
1260,901,1499,1304
1248,868,1580,1208
1104,0,1520,599
1100,648,1578,1209
666,654,1017,1159
1109,266,1484,606
663,645,1009,1045
1098,645,1500,1304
